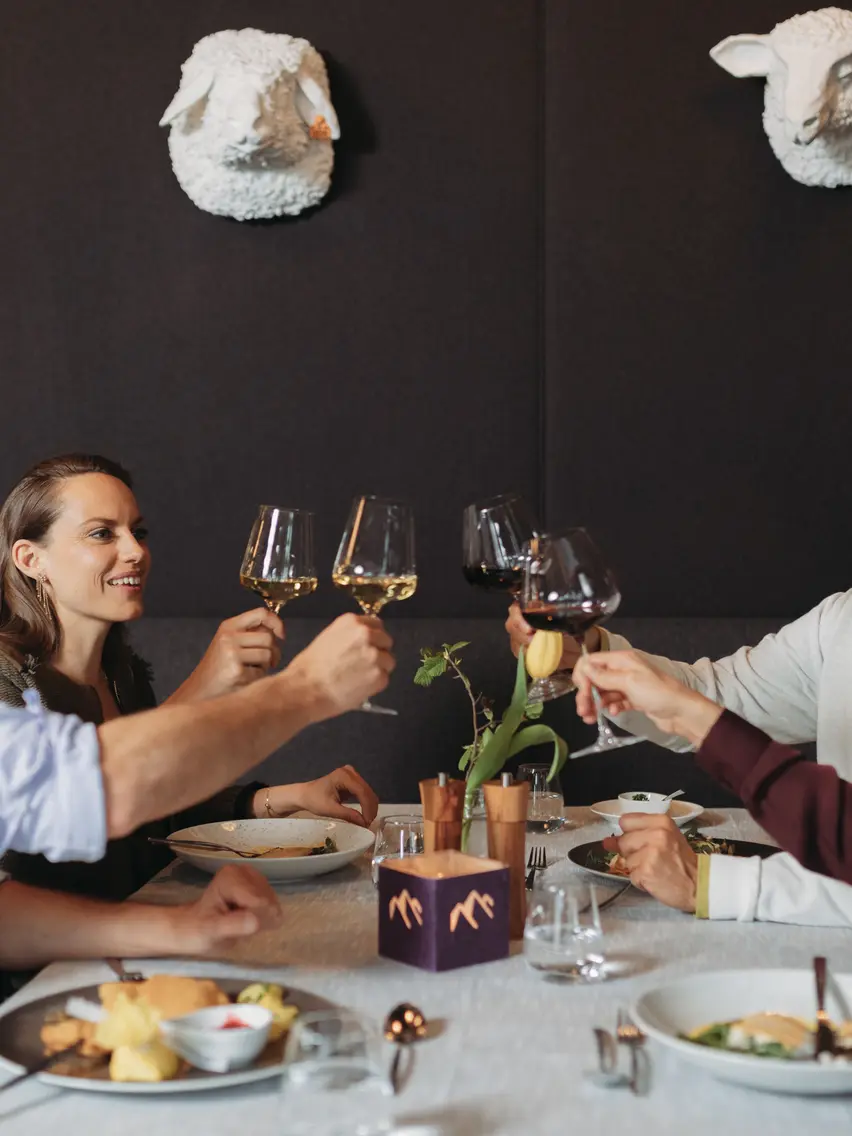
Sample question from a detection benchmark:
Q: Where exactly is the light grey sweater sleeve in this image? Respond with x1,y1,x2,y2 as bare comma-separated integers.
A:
603,592,845,751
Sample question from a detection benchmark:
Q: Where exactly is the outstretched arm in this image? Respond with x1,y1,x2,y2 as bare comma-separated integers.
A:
0,864,282,969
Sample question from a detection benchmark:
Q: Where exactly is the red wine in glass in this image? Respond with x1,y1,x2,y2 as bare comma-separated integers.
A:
523,604,610,638
462,563,524,594
462,494,537,597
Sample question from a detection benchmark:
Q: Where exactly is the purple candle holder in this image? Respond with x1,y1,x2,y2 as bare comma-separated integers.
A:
378,850,510,972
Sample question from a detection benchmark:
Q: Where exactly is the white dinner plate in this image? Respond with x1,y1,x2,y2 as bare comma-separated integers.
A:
590,798,703,833
0,977,332,1094
166,818,374,881
632,969,852,1095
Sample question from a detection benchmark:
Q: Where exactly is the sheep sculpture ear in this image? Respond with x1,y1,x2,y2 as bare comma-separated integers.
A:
295,70,341,140
710,34,774,78
159,69,216,127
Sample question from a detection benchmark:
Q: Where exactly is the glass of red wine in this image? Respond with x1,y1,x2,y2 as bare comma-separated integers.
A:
462,493,537,596
520,529,643,752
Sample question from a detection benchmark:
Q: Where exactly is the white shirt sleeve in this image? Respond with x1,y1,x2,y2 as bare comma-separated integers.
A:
0,691,107,862
602,592,844,751
708,852,852,927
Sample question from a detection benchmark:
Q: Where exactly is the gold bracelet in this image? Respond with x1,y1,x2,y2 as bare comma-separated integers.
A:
264,788,284,819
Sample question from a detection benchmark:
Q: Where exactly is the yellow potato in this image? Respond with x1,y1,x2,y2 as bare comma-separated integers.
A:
109,1039,180,1083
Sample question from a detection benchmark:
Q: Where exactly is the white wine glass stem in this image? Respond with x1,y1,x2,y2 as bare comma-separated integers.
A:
356,602,398,716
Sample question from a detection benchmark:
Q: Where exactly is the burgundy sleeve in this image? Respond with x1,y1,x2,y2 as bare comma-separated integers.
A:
696,710,852,885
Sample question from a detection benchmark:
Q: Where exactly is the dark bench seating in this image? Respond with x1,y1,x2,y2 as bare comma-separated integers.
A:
128,616,792,810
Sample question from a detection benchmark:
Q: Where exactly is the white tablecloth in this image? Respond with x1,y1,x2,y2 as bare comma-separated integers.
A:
1,806,851,1135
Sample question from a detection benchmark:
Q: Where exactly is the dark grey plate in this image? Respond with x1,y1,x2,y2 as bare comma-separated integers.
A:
0,976,332,1094
569,838,779,885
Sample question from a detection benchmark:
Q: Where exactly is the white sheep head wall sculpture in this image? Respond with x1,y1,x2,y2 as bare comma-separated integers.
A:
159,28,340,220
711,7,852,187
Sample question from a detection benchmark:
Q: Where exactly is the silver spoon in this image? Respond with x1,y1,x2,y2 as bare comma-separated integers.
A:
384,1002,427,1093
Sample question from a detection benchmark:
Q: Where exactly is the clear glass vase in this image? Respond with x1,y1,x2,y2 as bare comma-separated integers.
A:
462,787,488,856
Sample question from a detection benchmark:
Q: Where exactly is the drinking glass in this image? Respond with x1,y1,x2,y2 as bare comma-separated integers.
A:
281,1010,393,1136
332,496,417,714
461,492,537,596
240,506,316,616
517,763,567,834
520,529,643,753
371,815,425,887
524,876,607,982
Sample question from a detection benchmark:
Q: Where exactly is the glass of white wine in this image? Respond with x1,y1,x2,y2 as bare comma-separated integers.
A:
332,495,417,715
240,506,317,616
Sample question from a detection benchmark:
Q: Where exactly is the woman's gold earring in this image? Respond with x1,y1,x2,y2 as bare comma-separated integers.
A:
35,575,50,614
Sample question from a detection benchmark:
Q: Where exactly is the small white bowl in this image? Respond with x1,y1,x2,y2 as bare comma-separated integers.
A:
590,798,703,835
617,791,672,815
159,1003,272,1073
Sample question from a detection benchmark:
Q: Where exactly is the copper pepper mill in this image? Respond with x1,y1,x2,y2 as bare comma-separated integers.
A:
419,772,465,853
483,772,530,940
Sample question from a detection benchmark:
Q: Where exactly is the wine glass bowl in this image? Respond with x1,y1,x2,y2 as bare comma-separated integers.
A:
332,496,417,713
519,528,620,704
240,506,316,616
521,529,643,752
521,528,622,635
461,493,537,595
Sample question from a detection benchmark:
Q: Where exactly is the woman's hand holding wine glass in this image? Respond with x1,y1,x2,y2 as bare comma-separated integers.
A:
170,608,285,703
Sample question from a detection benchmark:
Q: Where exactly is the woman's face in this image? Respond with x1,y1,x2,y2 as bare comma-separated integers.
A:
27,473,151,626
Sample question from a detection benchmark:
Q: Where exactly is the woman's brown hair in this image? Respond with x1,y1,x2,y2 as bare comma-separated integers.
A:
0,454,135,664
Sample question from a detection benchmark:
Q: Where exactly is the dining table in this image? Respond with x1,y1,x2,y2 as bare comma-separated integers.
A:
1,804,851,1136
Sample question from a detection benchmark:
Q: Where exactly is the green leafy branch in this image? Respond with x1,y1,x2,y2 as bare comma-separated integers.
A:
414,643,569,817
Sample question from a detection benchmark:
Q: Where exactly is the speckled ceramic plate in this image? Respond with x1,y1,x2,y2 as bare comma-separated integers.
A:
165,818,374,881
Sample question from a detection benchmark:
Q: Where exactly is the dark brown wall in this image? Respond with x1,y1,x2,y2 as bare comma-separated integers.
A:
1,0,849,620
544,0,852,615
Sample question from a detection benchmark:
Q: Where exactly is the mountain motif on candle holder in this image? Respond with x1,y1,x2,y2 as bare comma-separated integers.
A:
388,889,424,930
449,890,495,932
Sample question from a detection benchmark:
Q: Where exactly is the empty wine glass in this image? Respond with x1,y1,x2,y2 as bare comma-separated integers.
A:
332,496,417,715
461,492,537,595
520,529,642,754
282,1010,393,1135
240,506,316,616
524,876,607,982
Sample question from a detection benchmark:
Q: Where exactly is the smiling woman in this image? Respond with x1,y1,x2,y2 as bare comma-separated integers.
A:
0,454,381,997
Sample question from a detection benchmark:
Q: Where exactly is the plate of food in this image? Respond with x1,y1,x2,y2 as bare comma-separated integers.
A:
590,798,704,833
164,818,375,881
0,973,327,1094
568,828,778,885
632,969,852,1094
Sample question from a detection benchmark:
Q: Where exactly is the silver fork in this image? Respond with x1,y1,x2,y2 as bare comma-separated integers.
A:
148,836,275,859
105,958,145,983
525,845,547,890
616,1009,649,1095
